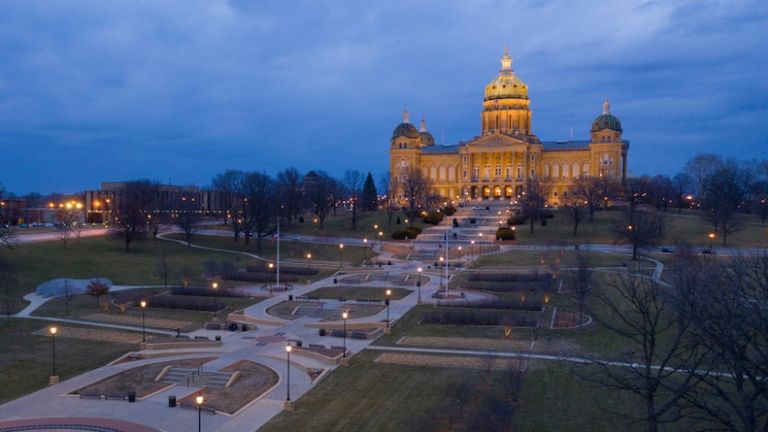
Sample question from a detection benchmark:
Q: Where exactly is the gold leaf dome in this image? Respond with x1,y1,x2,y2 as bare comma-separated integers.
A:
483,49,529,101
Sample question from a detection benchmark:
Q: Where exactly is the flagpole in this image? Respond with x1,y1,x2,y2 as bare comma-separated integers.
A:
444,232,448,297
276,221,280,291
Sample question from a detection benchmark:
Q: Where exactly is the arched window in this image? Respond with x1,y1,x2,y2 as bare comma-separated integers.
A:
505,166,512,179
572,163,579,178
495,165,502,178
438,165,446,182
562,163,569,178
473,165,480,179
553,163,560,178
582,163,589,176
448,165,456,182
483,165,491,179
430,166,437,181
543,164,550,177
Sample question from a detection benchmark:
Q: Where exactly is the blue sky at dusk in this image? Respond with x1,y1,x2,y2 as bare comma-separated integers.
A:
0,0,766,194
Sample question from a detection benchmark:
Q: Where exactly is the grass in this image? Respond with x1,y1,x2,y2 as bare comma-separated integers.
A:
277,210,428,240
471,250,648,268
512,208,768,248
31,288,264,331
0,236,250,314
164,233,373,266
0,318,135,403
304,286,412,301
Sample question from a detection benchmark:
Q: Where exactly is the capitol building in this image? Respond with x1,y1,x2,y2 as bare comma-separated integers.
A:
389,50,629,203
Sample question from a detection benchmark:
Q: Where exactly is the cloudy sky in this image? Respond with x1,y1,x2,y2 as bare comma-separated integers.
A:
0,0,766,194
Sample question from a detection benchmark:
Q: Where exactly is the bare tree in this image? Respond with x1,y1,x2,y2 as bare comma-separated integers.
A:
671,172,692,214
305,171,334,228
344,170,364,230
63,279,73,315
0,184,11,247
57,208,79,249
587,271,699,432
561,192,587,236
520,176,548,233
147,212,167,241
243,172,276,250
684,153,724,197
111,180,159,251
86,279,110,308
276,167,304,226
567,250,592,329
155,251,173,289
649,175,674,212
175,196,201,247
699,163,748,246
212,170,248,241
612,206,666,260
574,176,619,222
328,177,344,217
399,167,430,227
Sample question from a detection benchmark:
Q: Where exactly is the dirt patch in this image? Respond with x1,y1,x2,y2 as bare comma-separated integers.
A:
81,313,191,329
397,336,532,352
551,308,589,329
179,360,278,415
266,300,323,320
375,353,527,370
32,326,142,344
72,358,214,398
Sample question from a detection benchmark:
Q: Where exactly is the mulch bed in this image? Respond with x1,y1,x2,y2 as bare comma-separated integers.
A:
375,353,527,370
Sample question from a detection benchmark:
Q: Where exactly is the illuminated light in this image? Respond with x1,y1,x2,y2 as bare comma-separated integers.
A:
140,300,147,308
195,395,204,405
49,326,58,335
286,345,292,353
212,282,219,289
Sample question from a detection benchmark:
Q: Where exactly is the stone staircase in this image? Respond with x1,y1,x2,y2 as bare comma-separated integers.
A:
161,367,236,388
415,202,511,244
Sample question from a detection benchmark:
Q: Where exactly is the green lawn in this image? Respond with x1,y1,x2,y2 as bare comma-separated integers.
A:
471,250,647,268
304,286,412,301
513,209,768,247
164,233,373,266
31,288,264,331
0,236,246,314
277,210,428,240
0,318,135,403
375,305,519,342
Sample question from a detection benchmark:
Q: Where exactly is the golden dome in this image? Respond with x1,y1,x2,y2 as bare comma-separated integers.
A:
484,49,528,101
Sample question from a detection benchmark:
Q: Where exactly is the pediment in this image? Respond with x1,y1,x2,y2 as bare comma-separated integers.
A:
468,133,528,148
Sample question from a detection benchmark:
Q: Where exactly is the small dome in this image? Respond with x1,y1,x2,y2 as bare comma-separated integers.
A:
392,122,419,139
591,99,621,132
419,131,435,146
591,114,622,132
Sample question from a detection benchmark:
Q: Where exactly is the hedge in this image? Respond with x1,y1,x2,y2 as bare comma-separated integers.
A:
443,205,457,216
150,295,224,312
246,265,319,276
420,309,538,327
391,226,423,240
170,287,248,298
507,215,527,226
222,272,300,283
496,227,516,241
436,298,544,312
421,210,444,225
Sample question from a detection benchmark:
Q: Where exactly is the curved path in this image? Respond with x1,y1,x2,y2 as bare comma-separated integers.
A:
0,417,160,432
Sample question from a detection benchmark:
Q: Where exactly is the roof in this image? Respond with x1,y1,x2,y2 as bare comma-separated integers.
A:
540,140,591,151
392,122,420,139
591,113,622,132
421,145,460,154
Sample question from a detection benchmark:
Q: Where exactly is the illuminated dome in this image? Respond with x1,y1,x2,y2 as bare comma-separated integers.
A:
591,99,622,132
483,49,529,101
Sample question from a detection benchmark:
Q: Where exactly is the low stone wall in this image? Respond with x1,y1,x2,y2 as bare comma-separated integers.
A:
140,340,221,350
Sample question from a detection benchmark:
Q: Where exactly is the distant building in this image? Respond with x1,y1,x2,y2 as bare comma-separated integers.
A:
390,49,629,204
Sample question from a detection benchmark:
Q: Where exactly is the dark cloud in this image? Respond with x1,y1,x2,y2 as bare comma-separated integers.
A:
0,0,766,193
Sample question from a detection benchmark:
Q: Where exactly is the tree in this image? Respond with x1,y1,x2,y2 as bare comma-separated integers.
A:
344,170,364,230
275,168,304,226
671,172,692,214
649,175,674,212
561,192,587,236
147,212,167,241
684,153,724,197
587,271,699,432
112,180,159,251
242,172,276,250
361,172,378,212
328,177,344,217
520,176,548,234
86,279,110,308
699,163,748,246
212,170,248,242
567,250,592,329
379,172,398,226
0,184,14,248
57,208,80,249
399,167,430,227
175,196,201,248
574,176,619,222
612,206,666,260
305,171,334,228
677,254,768,431
752,179,768,226
155,251,173,289
0,258,18,317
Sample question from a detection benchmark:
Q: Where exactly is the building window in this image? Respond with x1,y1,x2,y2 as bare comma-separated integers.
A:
562,163,570,178
530,154,535,161
463,170,467,179
463,155,467,163
495,165,502,177
572,163,579,178
473,165,480,179
516,166,522,179
505,166,511,179
530,169,535,177
553,191,558,197
543,164,550,177
553,163,559,178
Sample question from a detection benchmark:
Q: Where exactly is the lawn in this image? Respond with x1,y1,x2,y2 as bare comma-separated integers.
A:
277,209,428,240
0,318,135,403
304,286,412,301
471,250,646,268
512,208,768,248
163,233,373,266
0,236,247,314
31,288,264,331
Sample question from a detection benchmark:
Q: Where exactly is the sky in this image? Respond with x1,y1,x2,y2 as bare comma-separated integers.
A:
0,0,766,194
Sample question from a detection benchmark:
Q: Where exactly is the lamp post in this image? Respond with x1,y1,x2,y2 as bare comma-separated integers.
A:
306,253,312,271
470,240,475,261
285,345,292,401
49,326,58,378
378,231,383,247
268,263,274,295
339,243,344,269
363,238,368,263
211,281,219,317
139,300,147,342
385,289,391,327
416,267,423,303
342,311,349,357
708,232,715,252
457,246,462,265
439,256,445,295
195,395,204,432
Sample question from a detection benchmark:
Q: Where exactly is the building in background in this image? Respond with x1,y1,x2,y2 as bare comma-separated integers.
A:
390,49,629,204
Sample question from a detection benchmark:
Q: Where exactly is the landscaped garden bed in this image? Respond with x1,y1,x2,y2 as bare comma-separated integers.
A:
375,353,527,370
303,286,411,301
420,308,538,327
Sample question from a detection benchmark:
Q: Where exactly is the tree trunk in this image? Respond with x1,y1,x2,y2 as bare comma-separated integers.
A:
573,222,579,236
529,217,535,234
632,243,638,261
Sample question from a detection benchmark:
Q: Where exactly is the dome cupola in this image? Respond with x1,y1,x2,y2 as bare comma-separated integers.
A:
418,116,435,146
483,48,529,101
591,98,622,132
392,106,420,139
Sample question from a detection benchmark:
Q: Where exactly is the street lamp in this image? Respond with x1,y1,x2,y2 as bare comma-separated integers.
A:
268,263,274,295
342,311,349,358
378,231,384,247
385,289,392,327
416,267,423,303
139,300,147,342
363,238,368,263
470,239,475,261
195,394,204,432
49,326,58,378
708,232,716,252
285,345,292,401
306,252,312,271
339,243,344,268
457,246,462,264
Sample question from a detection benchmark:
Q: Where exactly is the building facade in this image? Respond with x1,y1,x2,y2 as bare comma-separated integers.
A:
390,50,629,204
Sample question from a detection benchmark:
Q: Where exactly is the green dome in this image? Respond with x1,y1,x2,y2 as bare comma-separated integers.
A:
419,131,435,146
392,122,419,140
591,114,622,132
